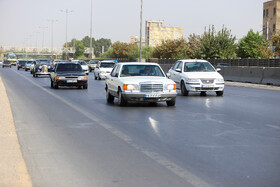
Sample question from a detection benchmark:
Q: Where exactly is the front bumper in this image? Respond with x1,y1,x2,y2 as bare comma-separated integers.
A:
56,80,88,87
2,64,11,67
122,91,177,102
99,73,110,79
186,83,224,92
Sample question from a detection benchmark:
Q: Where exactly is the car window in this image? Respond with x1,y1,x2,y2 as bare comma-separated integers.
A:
79,61,87,65
100,62,115,68
120,65,164,77
184,62,215,72
111,65,120,77
172,61,179,70
56,64,82,72
177,62,183,70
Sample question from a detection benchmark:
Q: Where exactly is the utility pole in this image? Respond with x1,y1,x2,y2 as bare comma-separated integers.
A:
90,0,93,59
48,19,58,53
61,9,73,60
39,26,48,53
139,0,143,62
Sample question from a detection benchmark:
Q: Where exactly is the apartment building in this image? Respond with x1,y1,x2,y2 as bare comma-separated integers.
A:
263,0,280,41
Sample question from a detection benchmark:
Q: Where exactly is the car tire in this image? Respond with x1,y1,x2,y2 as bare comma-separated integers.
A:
54,82,58,89
181,81,189,96
200,91,207,96
216,91,224,96
166,98,176,106
83,85,88,89
98,74,101,80
25,68,27,71
17,67,19,70
51,80,54,88
106,87,114,103
118,89,127,106
33,73,35,77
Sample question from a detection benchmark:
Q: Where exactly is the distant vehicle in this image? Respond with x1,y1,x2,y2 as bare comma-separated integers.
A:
50,61,88,89
105,62,177,106
88,60,99,72
53,60,63,65
71,60,89,75
32,59,52,77
168,59,224,96
7,53,17,66
17,60,27,70
24,60,35,71
2,60,12,68
94,60,116,80
0,59,2,65
217,63,231,67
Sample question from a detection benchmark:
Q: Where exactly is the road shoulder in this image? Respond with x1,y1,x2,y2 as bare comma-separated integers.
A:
0,77,32,187
225,81,280,91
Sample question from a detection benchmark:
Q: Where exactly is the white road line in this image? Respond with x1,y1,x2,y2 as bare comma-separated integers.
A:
12,69,212,187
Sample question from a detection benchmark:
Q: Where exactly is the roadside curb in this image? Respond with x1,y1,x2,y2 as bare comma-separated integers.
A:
0,77,32,187
225,81,280,91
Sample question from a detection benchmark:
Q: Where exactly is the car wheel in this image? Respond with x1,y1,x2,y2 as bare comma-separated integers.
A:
166,98,176,106
51,80,54,88
33,73,35,77
83,85,88,89
181,81,189,96
98,74,101,80
200,91,207,96
216,91,224,96
54,82,58,89
17,67,19,70
118,89,127,106
25,68,27,71
106,87,114,103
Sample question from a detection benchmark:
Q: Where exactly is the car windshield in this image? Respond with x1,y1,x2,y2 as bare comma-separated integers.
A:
38,60,50,65
184,62,215,72
100,62,115,68
90,61,98,64
4,61,10,64
79,61,87,65
120,64,165,77
26,61,33,64
18,61,26,64
56,64,82,72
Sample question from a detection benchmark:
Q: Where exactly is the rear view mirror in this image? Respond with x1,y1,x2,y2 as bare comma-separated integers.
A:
166,73,171,78
216,68,221,72
175,68,182,73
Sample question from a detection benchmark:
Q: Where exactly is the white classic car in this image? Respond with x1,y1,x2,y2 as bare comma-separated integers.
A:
105,62,177,106
72,60,89,75
168,59,224,96
94,60,116,80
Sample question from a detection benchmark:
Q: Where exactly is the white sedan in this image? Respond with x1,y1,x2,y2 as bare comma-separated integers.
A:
94,61,116,80
168,59,224,96
72,60,89,75
105,62,177,106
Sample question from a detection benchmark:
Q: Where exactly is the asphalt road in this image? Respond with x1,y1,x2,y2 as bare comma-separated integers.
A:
1,66,280,187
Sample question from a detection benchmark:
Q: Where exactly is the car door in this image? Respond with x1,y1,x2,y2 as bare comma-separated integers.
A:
169,61,179,80
107,64,120,95
172,61,183,86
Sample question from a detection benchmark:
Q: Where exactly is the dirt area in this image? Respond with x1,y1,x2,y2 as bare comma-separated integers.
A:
0,77,32,187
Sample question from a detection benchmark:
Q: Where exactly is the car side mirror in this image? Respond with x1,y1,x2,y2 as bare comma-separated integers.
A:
166,73,171,78
115,73,119,77
175,68,182,73
216,68,221,72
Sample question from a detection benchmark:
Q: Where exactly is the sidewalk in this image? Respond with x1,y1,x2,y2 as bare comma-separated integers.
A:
0,77,32,187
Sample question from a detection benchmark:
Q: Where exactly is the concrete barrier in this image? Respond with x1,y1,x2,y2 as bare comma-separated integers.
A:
262,67,280,85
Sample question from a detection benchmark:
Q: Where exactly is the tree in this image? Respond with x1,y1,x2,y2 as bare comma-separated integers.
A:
187,34,202,59
110,41,138,58
272,33,280,56
81,36,111,57
237,29,272,58
200,25,236,59
152,39,189,59
74,40,85,59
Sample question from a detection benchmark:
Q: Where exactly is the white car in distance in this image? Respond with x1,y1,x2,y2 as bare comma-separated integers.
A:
94,61,116,80
105,62,177,106
168,59,224,96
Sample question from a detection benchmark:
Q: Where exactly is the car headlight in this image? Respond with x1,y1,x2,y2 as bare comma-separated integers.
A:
56,76,65,80
186,78,200,83
123,84,139,91
100,71,106,74
167,84,176,90
216,78,224,83
78,76,88,80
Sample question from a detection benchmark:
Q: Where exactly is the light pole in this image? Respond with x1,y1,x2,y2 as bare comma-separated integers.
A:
34,31,40,53
61,9,73,60
139,0,143,62
90,0,93,59
39,26,48,53
48,19,58,53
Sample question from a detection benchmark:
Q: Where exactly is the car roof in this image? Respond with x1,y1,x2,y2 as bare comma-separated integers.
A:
178,59,209,63
56,61,80,64
117,62,160,66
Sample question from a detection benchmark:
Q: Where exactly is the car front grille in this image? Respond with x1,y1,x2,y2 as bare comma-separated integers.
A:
140,84,163,92
201,79,214,84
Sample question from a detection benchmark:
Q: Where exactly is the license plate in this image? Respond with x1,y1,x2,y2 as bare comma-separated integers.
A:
201,85,213,88
67,80,77,83
144,93,161,98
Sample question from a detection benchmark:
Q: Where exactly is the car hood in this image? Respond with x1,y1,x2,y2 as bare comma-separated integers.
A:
100,67,113,71
120,76,175,85
56,72,86,76
81,65,89,70
181,72,223,79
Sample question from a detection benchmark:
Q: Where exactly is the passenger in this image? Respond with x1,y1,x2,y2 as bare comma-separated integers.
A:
121,67,130,76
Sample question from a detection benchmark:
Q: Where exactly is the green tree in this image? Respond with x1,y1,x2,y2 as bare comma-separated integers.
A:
272,33,280,56
200,25,236,59
74,40,85,59
142,46,154,59
237,29,272,58
81,36,111,57
187,34,202,59
152,39,189,59
110,41,138,58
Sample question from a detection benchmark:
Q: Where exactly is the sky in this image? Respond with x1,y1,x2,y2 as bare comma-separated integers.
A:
0,0,268,48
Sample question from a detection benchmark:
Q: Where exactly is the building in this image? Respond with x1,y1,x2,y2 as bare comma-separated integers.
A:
263,0,280,41
145,20,183,47
130,36,145,47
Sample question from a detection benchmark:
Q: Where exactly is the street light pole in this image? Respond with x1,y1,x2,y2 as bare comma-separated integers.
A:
139,0,143,62
39,26,48,53
48,19,58,53
90,0,93,59
61,9,73,60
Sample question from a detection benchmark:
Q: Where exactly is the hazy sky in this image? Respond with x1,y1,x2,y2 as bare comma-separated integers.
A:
0,0,268,47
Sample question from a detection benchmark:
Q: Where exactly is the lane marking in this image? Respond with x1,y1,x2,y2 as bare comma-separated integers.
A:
12,69,212,187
